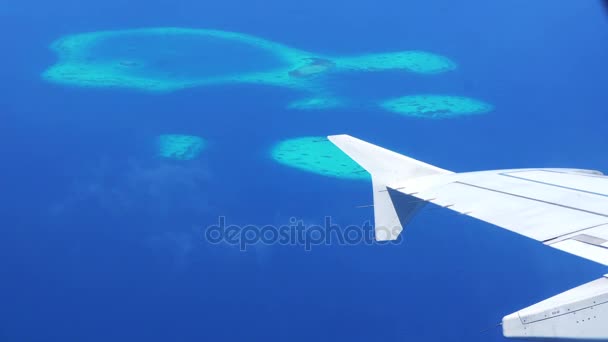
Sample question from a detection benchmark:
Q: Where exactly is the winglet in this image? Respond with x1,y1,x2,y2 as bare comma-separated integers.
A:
328,134,451,240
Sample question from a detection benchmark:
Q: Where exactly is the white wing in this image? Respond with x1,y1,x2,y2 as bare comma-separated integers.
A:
329,134,608,265
395,168,608,265
329,134,608,340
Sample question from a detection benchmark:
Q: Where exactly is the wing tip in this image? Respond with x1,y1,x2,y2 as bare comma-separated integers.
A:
327,134,351,142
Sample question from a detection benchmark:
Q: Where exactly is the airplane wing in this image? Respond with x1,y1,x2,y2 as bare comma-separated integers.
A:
395,167,608,266
328,134,608,340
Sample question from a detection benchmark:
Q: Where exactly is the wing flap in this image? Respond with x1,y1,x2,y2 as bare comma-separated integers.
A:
550,239,608,266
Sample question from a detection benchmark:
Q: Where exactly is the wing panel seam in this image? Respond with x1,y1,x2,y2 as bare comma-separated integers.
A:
454,181,608,219
499,173,608,198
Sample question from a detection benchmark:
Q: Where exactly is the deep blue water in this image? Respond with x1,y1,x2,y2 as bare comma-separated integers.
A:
1,0,608,341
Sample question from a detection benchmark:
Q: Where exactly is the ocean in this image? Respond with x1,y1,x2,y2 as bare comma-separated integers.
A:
1,0,608,341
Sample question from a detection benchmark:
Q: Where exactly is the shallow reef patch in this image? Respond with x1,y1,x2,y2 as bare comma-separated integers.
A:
287,96,345,110
271,136,370,180
381,95,493,118
334,51,457,74
288,57,336,78
157,134,206,160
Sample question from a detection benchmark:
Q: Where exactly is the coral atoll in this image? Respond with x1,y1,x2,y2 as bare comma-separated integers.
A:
381,95,493,118
157,134,206,160
43,27,457,93
271,136,369,180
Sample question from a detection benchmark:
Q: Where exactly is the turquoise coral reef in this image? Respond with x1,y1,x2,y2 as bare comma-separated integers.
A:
271,136,370,180
334,51,456,74
288,58,336,78
44,28,310,92
381,95,493,119
43,27,457,93
157,134,206,160
287,96,345,110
